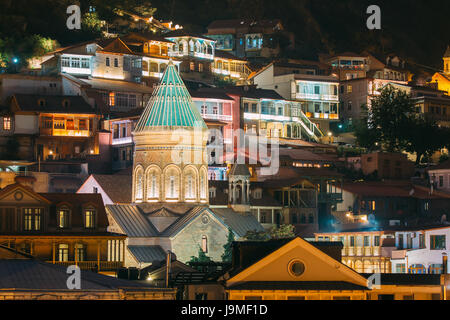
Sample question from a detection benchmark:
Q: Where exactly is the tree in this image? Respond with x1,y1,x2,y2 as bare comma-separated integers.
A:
243,230,270,241
405,116,450,164
354,85,450,165
269,224,295,239
221,228,235,263
188,246,212,264
367,85,416,152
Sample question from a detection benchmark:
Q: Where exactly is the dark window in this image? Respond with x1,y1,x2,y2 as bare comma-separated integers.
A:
430,235,446,250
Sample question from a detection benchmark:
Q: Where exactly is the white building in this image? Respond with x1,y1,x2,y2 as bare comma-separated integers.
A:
391,225,450,274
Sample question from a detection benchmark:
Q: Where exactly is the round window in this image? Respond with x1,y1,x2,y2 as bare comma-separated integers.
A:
288,260,305,277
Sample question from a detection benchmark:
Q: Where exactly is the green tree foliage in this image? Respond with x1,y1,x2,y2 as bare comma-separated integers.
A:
188,246,212,263
269,224,295,239
82,12,104,37
221,228,235,263
244,225,296,241
354,85,450,164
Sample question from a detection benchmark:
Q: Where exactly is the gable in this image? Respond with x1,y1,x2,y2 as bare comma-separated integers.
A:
228,238,368,288
0,184,50,205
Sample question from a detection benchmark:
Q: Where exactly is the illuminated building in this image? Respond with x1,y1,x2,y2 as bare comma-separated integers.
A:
206,19,293,59
104,62,263,267
431,45,450,95
251,60,339,132
0,183,126,275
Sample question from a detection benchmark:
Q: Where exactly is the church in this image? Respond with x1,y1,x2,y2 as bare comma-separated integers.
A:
105,61,263,267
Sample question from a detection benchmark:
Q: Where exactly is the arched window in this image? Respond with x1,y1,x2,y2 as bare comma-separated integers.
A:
201,235,208,253
189,40,194,52
186,175,194,199
135,168,144,200
57,206,70,229
169,176,175,198
58,244,69,262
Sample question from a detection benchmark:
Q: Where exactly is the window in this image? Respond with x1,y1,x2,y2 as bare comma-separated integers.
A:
374,236,380,246
429,264,443,274
106,57,110,66
347,85,353,93
23,208,42,231
350,236,355,247
58,244,69,262
364,236,370,246
201,235,208,253
81,58,90,68
288,260,305,277
419,234,425,248
439,176,444,187
409,264,426,274
93,187,98,194
57,207,70,229
84,209,96,229
114,58,119,67
430,235,446,250
198,63,203,72
169,176,175,198
396,263,406,273
209,188,216,198
62,57,70,67
3,117,11,130
398,234,404,249
75,243,86,262
190,62,195,71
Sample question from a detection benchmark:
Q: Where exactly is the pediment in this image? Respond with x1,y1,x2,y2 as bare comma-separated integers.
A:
0,184,50,205
228,238,368,288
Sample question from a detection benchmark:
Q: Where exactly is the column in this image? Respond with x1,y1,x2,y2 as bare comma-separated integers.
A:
228,181,232,203
272,209,275,224
241,181,246,204
257,208,261,222
52,242,56,264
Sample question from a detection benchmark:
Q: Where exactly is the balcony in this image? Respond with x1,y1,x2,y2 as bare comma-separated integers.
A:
201,113,232,122
112,136,133,145
296,93,339,102
48,261,123,271
41,128,92,137
318,192,343,203
305,112,339,120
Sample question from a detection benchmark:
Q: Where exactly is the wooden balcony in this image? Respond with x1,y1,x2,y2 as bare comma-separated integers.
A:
47,261,123,271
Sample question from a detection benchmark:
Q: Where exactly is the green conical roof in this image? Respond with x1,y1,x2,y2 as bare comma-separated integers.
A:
134,62,207,132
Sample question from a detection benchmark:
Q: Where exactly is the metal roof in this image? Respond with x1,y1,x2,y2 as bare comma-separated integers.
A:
0,259,153,290
209,208,264,237
134,61,207,131
106,205,158,237
128,245,167,263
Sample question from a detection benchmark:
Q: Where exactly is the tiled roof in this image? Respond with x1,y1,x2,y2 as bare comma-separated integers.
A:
340,181,450,199
91,174,132,204
198,86,284,100
189,89,234,101
12,94,96,114
160,206,209,237
134,62,207,131
0,259,155,290
164,30,214,41
428,160,450,171
229,164,251,176
227,281,367,291
214,50,247,61
106,204,159,237
78,78,154,94
128,245,167,263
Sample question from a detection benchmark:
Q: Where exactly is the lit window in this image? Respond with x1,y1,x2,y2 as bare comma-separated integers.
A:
347,85,353,93
3,117,11,130
75,243,85,262
109,92,115,106
58,207,70,229
23,208,42,231
84,209,96,229
58,244,69,262
190,62,195,71
201,235,208,253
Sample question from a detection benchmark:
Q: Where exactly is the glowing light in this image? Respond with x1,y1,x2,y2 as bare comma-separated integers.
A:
146,276,152,281
90,149,94,154
328,132,333,136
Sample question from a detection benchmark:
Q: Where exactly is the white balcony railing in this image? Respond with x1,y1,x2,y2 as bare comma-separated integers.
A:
201,113,232,122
